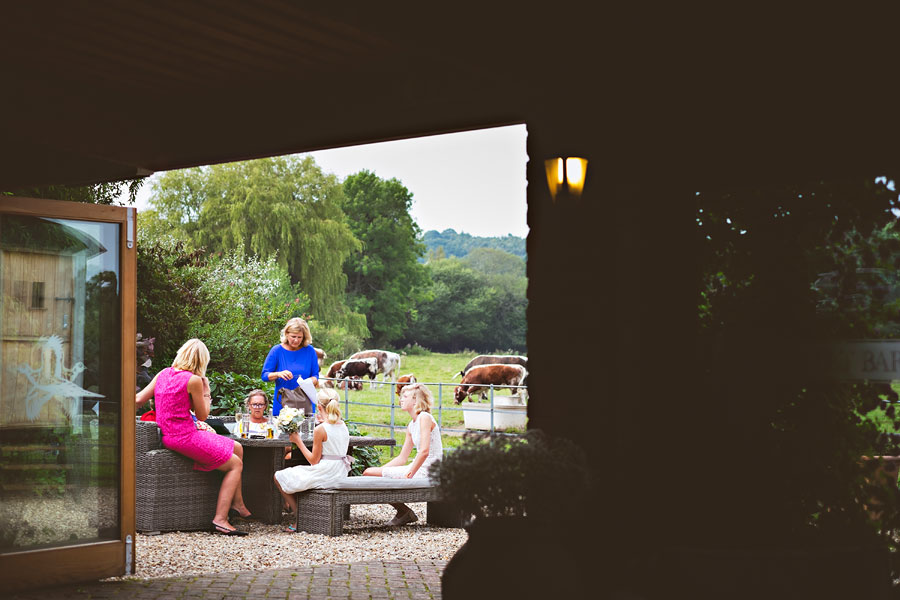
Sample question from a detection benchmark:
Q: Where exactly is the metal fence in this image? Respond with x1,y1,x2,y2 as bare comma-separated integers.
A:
321,376,528,455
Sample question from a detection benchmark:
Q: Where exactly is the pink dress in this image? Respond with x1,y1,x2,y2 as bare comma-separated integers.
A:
154,367,234,471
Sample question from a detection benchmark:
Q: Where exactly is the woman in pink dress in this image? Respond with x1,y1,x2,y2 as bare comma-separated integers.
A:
136,338,251,536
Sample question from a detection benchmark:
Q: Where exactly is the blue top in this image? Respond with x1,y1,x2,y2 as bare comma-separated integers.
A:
261,344,320,415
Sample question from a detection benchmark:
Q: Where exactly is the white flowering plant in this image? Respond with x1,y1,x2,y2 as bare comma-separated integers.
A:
274,407,303,434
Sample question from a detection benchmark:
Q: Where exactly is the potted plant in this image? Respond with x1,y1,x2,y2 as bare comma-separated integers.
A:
430,430,593,599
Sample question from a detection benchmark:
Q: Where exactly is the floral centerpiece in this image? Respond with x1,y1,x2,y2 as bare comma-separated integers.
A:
274,407,302,434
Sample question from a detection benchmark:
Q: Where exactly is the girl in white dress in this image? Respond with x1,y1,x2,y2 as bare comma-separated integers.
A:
363,382,443,526
273,388,350,524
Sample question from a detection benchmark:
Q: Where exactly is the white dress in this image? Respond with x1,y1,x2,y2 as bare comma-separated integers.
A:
382,412,443,479
274,421,351,493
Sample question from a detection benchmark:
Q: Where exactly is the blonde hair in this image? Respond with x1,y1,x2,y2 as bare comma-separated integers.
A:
171,338,210,376
244,389,268,411
316,387,342,424
280,317,312,346
401,382,433,415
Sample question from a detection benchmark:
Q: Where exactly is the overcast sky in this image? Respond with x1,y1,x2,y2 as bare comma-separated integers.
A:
131,124,529,238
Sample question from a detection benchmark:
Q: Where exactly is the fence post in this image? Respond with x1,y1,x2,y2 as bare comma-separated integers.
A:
489,384,495,434
343,381,349,421
389,382,396,458
437,382,443,430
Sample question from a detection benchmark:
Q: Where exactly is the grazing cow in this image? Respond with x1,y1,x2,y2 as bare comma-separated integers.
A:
314,347,327,368
459,354,528,377
342,377,364,391
336,357,378,382
323,359,347,388
349,349,401,388
396,374,416,396
454,364,528,404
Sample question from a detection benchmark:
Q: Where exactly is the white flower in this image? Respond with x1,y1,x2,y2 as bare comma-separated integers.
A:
275,407,302,433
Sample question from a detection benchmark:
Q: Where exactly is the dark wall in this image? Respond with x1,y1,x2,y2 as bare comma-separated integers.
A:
525,108,702,593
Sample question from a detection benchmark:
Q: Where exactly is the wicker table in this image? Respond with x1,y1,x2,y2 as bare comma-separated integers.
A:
227,433,396,524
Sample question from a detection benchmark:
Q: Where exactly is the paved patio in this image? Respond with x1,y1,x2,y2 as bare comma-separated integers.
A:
8,559,446,599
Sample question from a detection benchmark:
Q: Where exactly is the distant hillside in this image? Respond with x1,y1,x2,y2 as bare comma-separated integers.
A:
422,229,526,261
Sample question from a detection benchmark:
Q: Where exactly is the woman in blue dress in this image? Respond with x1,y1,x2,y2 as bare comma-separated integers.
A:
261,317,320,417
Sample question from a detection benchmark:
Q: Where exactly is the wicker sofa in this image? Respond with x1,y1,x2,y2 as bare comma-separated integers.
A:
135,420,224,532
294,477,463,536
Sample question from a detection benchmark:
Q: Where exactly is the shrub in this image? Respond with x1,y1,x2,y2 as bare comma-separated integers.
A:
136,234,202,366
208,371,275,416
430,430,591,522
346,423,382,476
401,342,431,356
184,248,310,374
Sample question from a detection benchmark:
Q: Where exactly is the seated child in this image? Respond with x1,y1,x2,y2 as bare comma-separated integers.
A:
362,382,442,526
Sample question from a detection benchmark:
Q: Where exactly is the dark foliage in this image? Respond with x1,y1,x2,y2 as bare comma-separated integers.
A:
430,430,590,523
695,176,900,555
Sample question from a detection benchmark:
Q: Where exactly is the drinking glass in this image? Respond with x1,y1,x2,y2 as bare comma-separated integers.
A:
241,414,250,438
234,411,243,436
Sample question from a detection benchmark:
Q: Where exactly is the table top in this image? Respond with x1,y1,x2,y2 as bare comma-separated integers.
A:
226,433,395,448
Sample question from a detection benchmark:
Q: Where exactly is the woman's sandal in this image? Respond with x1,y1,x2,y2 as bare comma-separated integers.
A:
283,524,297,533
211,522,249,536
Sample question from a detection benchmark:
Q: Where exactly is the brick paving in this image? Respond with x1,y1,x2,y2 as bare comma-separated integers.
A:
8,560,447,600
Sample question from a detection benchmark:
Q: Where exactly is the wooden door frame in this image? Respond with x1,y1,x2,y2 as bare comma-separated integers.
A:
0,197,136,590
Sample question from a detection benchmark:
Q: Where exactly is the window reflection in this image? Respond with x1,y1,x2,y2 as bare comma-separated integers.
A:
0,215,121,552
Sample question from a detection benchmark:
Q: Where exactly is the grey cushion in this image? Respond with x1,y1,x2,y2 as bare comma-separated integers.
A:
330,477,437,490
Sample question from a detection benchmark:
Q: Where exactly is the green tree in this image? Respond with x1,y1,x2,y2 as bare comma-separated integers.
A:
146,156,362,326
462,247,526,277
5,179,144,205
136,231,311,374
404,259,487,352
405,255,527,353
422,228,526,260
341,170,430,346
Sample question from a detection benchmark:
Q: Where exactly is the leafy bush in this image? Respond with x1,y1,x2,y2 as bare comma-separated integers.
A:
208,371,275,416
401,342,431,356
346,423,382,476
138,234,310,374
312,320,366,363
136,234,201,366
184,248,310,374
430,430,590,522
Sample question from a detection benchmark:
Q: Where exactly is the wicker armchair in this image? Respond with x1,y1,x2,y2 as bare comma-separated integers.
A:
135,420,223,532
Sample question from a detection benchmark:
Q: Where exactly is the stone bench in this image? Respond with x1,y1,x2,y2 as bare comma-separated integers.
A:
294,477,462,536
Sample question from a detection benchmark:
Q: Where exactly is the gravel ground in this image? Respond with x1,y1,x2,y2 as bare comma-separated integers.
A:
109,503,468,581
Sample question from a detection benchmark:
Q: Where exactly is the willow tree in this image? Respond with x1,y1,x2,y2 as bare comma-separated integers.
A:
148,155,361,324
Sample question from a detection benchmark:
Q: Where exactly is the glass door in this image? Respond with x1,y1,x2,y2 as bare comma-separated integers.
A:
0,197,135,591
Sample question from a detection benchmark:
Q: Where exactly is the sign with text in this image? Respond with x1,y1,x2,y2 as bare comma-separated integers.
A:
828,340,900,382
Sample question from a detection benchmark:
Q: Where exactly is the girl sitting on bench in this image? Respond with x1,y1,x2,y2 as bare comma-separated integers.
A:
362,382,443,526
273,387,350,530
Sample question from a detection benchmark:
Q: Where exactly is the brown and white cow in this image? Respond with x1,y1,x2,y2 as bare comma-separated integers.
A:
336,357,378,382
314,347,327,368
454,364,527,404
342,377,364,391
458,354,528,377
349,349,401,388
396,374,416,396
323,359,347,388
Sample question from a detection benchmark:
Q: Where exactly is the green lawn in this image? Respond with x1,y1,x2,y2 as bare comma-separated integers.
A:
332,350,526,462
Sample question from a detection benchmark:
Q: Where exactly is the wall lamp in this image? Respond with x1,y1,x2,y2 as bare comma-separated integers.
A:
544,157,588,202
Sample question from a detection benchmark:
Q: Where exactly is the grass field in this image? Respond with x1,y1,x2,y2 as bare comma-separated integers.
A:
330,350,527,463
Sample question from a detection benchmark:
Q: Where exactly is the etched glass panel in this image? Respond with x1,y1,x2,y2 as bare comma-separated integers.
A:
0,215,121,552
